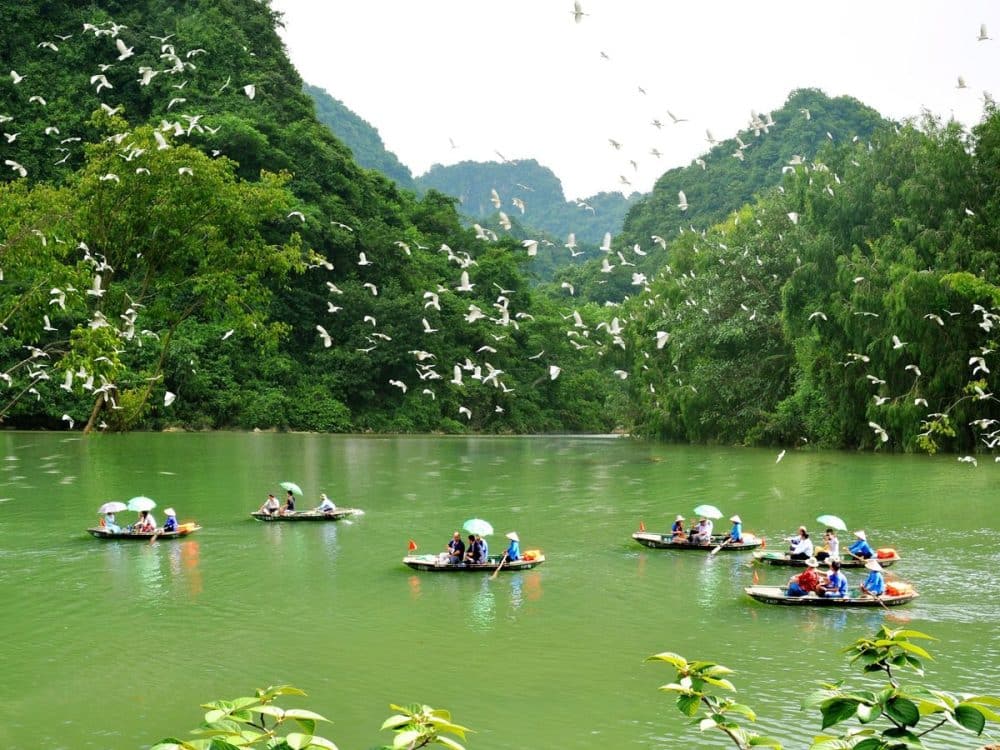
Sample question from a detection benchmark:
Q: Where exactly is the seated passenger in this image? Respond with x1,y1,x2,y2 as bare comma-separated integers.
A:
789,530,814,560
259,494,280,515
134,510,156,533
816,528,839,562
315,493,336,513
446,531,465,564
103,512,121,533
818,560,848,598
282,490,296,514
671,515,686,541
786,557,822,596
478,534,489,561
691,518,713,545
163,508,178,533
464,534,485,564
848,530,874,560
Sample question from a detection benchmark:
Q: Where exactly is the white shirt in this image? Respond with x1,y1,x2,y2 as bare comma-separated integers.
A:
317,497,336,512
826,536,840,559
790,536,814,556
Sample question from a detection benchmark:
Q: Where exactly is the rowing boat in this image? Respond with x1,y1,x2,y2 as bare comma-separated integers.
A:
632,531,761,551
402,554,545,572
744,585,918,607
86,523,201,540
250,509,362,522
751,550,901,568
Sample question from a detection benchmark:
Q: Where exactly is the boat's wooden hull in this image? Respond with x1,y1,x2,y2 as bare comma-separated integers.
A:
632,532,761,551
752,551,900,568
86,525,201,540
250,509,361,522
402,554,545,572
744,585,917,607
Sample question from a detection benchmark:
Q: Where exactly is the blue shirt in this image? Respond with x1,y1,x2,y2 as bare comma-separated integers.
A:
729,522,742,542
824,571,848,598
849,539,874,558
863,571,884,596
506,540,520,561
164,516,177,532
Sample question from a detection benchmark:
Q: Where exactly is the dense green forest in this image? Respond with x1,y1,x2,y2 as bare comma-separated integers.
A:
0,0,618,435
1,1,998,454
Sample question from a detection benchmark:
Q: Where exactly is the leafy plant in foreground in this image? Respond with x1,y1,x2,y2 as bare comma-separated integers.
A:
650,626,1000,750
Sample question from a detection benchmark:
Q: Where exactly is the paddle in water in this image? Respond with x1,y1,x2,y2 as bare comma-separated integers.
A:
490,552,508,580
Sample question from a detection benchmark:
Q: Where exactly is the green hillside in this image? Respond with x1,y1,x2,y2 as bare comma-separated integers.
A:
0,0,617,434
305,83,415,190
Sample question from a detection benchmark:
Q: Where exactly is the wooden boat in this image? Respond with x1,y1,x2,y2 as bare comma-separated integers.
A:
250,508,362,522
752,550,900,568
744,585,918,607
632,531,762,551
402,554,545,572
86,523,201,540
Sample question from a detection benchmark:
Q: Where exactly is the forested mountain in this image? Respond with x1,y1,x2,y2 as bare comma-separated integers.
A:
605,110,1000,453
553,89,889,305
416,158,641,250
305,83,415,190
0,0,617,434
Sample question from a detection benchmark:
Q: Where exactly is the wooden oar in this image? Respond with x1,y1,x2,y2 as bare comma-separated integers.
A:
709,537,732,555
490,552,508,580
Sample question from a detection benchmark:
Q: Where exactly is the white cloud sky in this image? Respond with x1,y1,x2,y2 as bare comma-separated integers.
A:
270,0,998,199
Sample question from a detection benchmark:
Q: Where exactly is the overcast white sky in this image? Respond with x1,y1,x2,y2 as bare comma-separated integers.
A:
270,1,998,199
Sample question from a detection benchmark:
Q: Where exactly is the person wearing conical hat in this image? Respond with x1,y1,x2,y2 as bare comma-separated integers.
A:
504,531,521,562
163,508,178,533
727,514,743,544
860,559,885,597
848,530,875,560
671,514,686,541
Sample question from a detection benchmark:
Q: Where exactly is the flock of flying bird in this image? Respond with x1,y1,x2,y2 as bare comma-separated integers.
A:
1,6,998,464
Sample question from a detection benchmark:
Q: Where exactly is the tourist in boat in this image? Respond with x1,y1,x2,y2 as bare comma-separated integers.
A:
464,534,485,564
818,560,848,598
446,531,465,564
671,515,685,541
816,528,840,562
315,493,336,513
102,511,121,533
476,533,489,561
259,494,280,515
786,557,822,596
504,531,521,561
691,517,713,544
134,509,156,533
860,560,885,597
788,529,814,560
848,530,875,560
726,515,743,543
282,490,296,515
162,508,177,533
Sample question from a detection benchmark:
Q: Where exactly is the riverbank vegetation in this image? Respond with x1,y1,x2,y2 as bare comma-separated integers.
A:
1,1,998,453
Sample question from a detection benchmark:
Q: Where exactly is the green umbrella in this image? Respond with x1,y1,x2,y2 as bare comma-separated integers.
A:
280,481,303,496
693,504,723,520
463,518,494,537
127,496,156,512
817,514,847,531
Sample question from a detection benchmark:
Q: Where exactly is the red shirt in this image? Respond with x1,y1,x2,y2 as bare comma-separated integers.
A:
794,568,821,592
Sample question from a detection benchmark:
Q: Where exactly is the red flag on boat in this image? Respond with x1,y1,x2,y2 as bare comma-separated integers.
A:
760,536,766,549
752,568,760,585
639,520,646,532
407,539,417,552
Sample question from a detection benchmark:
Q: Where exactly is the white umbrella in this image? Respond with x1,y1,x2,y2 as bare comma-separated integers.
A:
98,501,128,514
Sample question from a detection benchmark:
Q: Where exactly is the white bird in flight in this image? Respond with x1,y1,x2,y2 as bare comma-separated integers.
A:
316,325,332,347
571,1,587,23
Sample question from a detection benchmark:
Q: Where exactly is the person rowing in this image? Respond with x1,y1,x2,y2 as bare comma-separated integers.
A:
848,530,875,560
315,493,336,513
860,560,885,597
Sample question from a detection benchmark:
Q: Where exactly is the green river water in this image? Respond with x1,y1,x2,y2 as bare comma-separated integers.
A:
1,432,998,749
